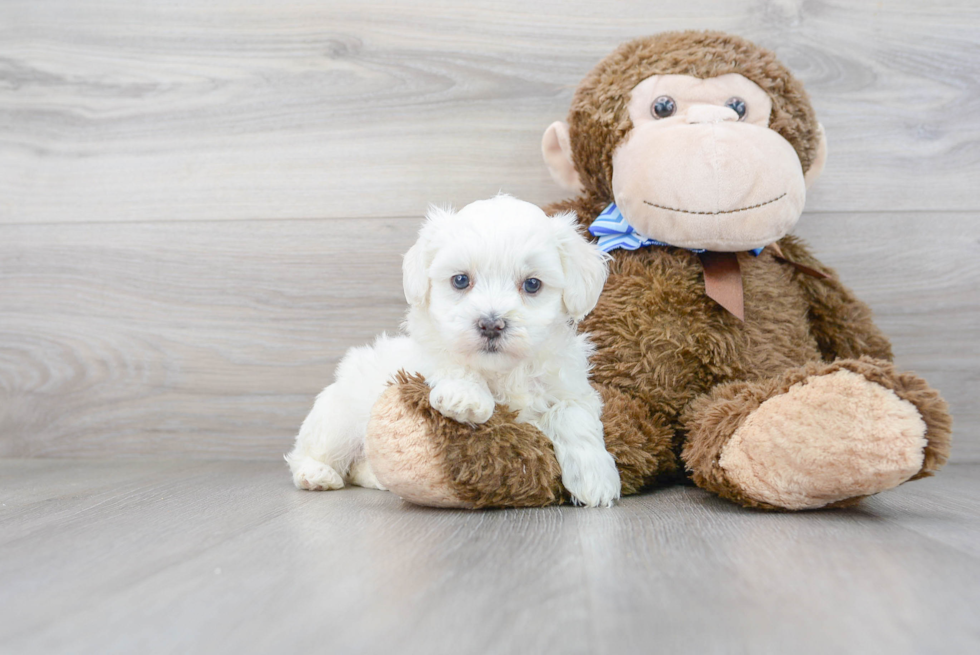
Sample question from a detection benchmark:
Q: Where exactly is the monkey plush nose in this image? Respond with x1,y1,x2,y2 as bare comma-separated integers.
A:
477,315,507,339
686,104,740,124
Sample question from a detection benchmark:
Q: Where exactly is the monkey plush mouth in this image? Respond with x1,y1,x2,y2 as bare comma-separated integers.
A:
643,193,786,216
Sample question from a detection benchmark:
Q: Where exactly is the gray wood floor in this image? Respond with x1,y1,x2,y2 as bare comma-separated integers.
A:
1,459,978,655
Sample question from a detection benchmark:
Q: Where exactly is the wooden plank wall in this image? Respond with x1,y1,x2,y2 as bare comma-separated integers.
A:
1,0,977,461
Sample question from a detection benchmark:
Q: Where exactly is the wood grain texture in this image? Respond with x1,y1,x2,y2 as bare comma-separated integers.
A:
1,211,977,461
1,0,978,224
0,459,978,654
0,217,416,459
1,2,977,464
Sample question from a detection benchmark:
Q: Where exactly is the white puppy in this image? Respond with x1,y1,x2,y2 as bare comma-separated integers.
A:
285,195,621,507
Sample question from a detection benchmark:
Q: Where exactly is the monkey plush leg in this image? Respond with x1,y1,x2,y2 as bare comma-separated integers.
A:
364,374,679,508
681,357,951,510
595,384,680,495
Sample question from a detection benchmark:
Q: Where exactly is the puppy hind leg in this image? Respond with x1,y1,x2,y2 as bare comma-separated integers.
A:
286,383,364,491
348,458,387,490
288,455,345,491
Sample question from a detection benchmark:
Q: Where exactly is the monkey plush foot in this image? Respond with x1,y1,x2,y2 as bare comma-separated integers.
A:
682,358,952,510
365,372,564,508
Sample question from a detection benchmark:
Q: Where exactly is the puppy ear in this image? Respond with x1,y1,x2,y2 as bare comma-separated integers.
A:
553,211,608,321
403,205,452,306
402,240,430,307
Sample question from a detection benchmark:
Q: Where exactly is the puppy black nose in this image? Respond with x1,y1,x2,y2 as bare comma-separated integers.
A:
477,315,507,339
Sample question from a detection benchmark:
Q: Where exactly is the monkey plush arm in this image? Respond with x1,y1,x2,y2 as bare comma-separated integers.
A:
776,235,893,362
366,372,566,508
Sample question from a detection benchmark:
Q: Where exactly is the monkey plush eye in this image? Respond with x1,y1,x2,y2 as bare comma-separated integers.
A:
452,274,470,290
725,97,747,120
522,278,542,294
651,96,676,119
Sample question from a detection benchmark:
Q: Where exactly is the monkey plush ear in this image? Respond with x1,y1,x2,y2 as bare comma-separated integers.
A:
542,122,584,193
403,206,452,306
804,123,828,189
553,211,609,321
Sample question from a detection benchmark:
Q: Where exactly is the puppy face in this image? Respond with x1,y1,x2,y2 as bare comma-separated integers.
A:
403,195,607,369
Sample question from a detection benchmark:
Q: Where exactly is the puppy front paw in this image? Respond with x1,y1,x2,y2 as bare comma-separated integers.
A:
560,449,622,508
429,379,495,425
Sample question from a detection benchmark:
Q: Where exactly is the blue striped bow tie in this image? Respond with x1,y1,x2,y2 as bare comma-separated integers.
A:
589,203,764,256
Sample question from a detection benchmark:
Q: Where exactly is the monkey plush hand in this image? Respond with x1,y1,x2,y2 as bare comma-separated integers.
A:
365,31,951,510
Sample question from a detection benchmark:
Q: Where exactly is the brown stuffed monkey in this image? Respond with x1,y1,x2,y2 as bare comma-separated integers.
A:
365,30,952,510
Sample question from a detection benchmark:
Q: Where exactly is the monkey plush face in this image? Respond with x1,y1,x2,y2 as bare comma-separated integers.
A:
542,31,828,253
611,72,808,251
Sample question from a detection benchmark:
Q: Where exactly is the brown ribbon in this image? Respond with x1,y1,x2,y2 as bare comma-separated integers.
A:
766,242,831,281
698,244,830,321
699,251,745,320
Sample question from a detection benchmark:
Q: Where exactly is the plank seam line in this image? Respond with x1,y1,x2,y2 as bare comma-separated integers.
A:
1,209,979,228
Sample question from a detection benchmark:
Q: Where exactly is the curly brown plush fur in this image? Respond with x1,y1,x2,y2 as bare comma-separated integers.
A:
368,372,565,508
548,231,950,508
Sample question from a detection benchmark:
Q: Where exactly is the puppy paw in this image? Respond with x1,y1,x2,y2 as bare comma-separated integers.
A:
429,379,495,425
560,449,622,508
348,458,387,491
290,456,345,491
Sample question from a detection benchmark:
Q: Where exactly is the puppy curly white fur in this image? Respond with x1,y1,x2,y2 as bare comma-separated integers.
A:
285,195,621,507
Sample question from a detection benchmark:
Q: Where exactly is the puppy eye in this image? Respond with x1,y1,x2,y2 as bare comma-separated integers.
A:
724,97,747,120
451,274,470,290
522,278,542,294
651,96,676,119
